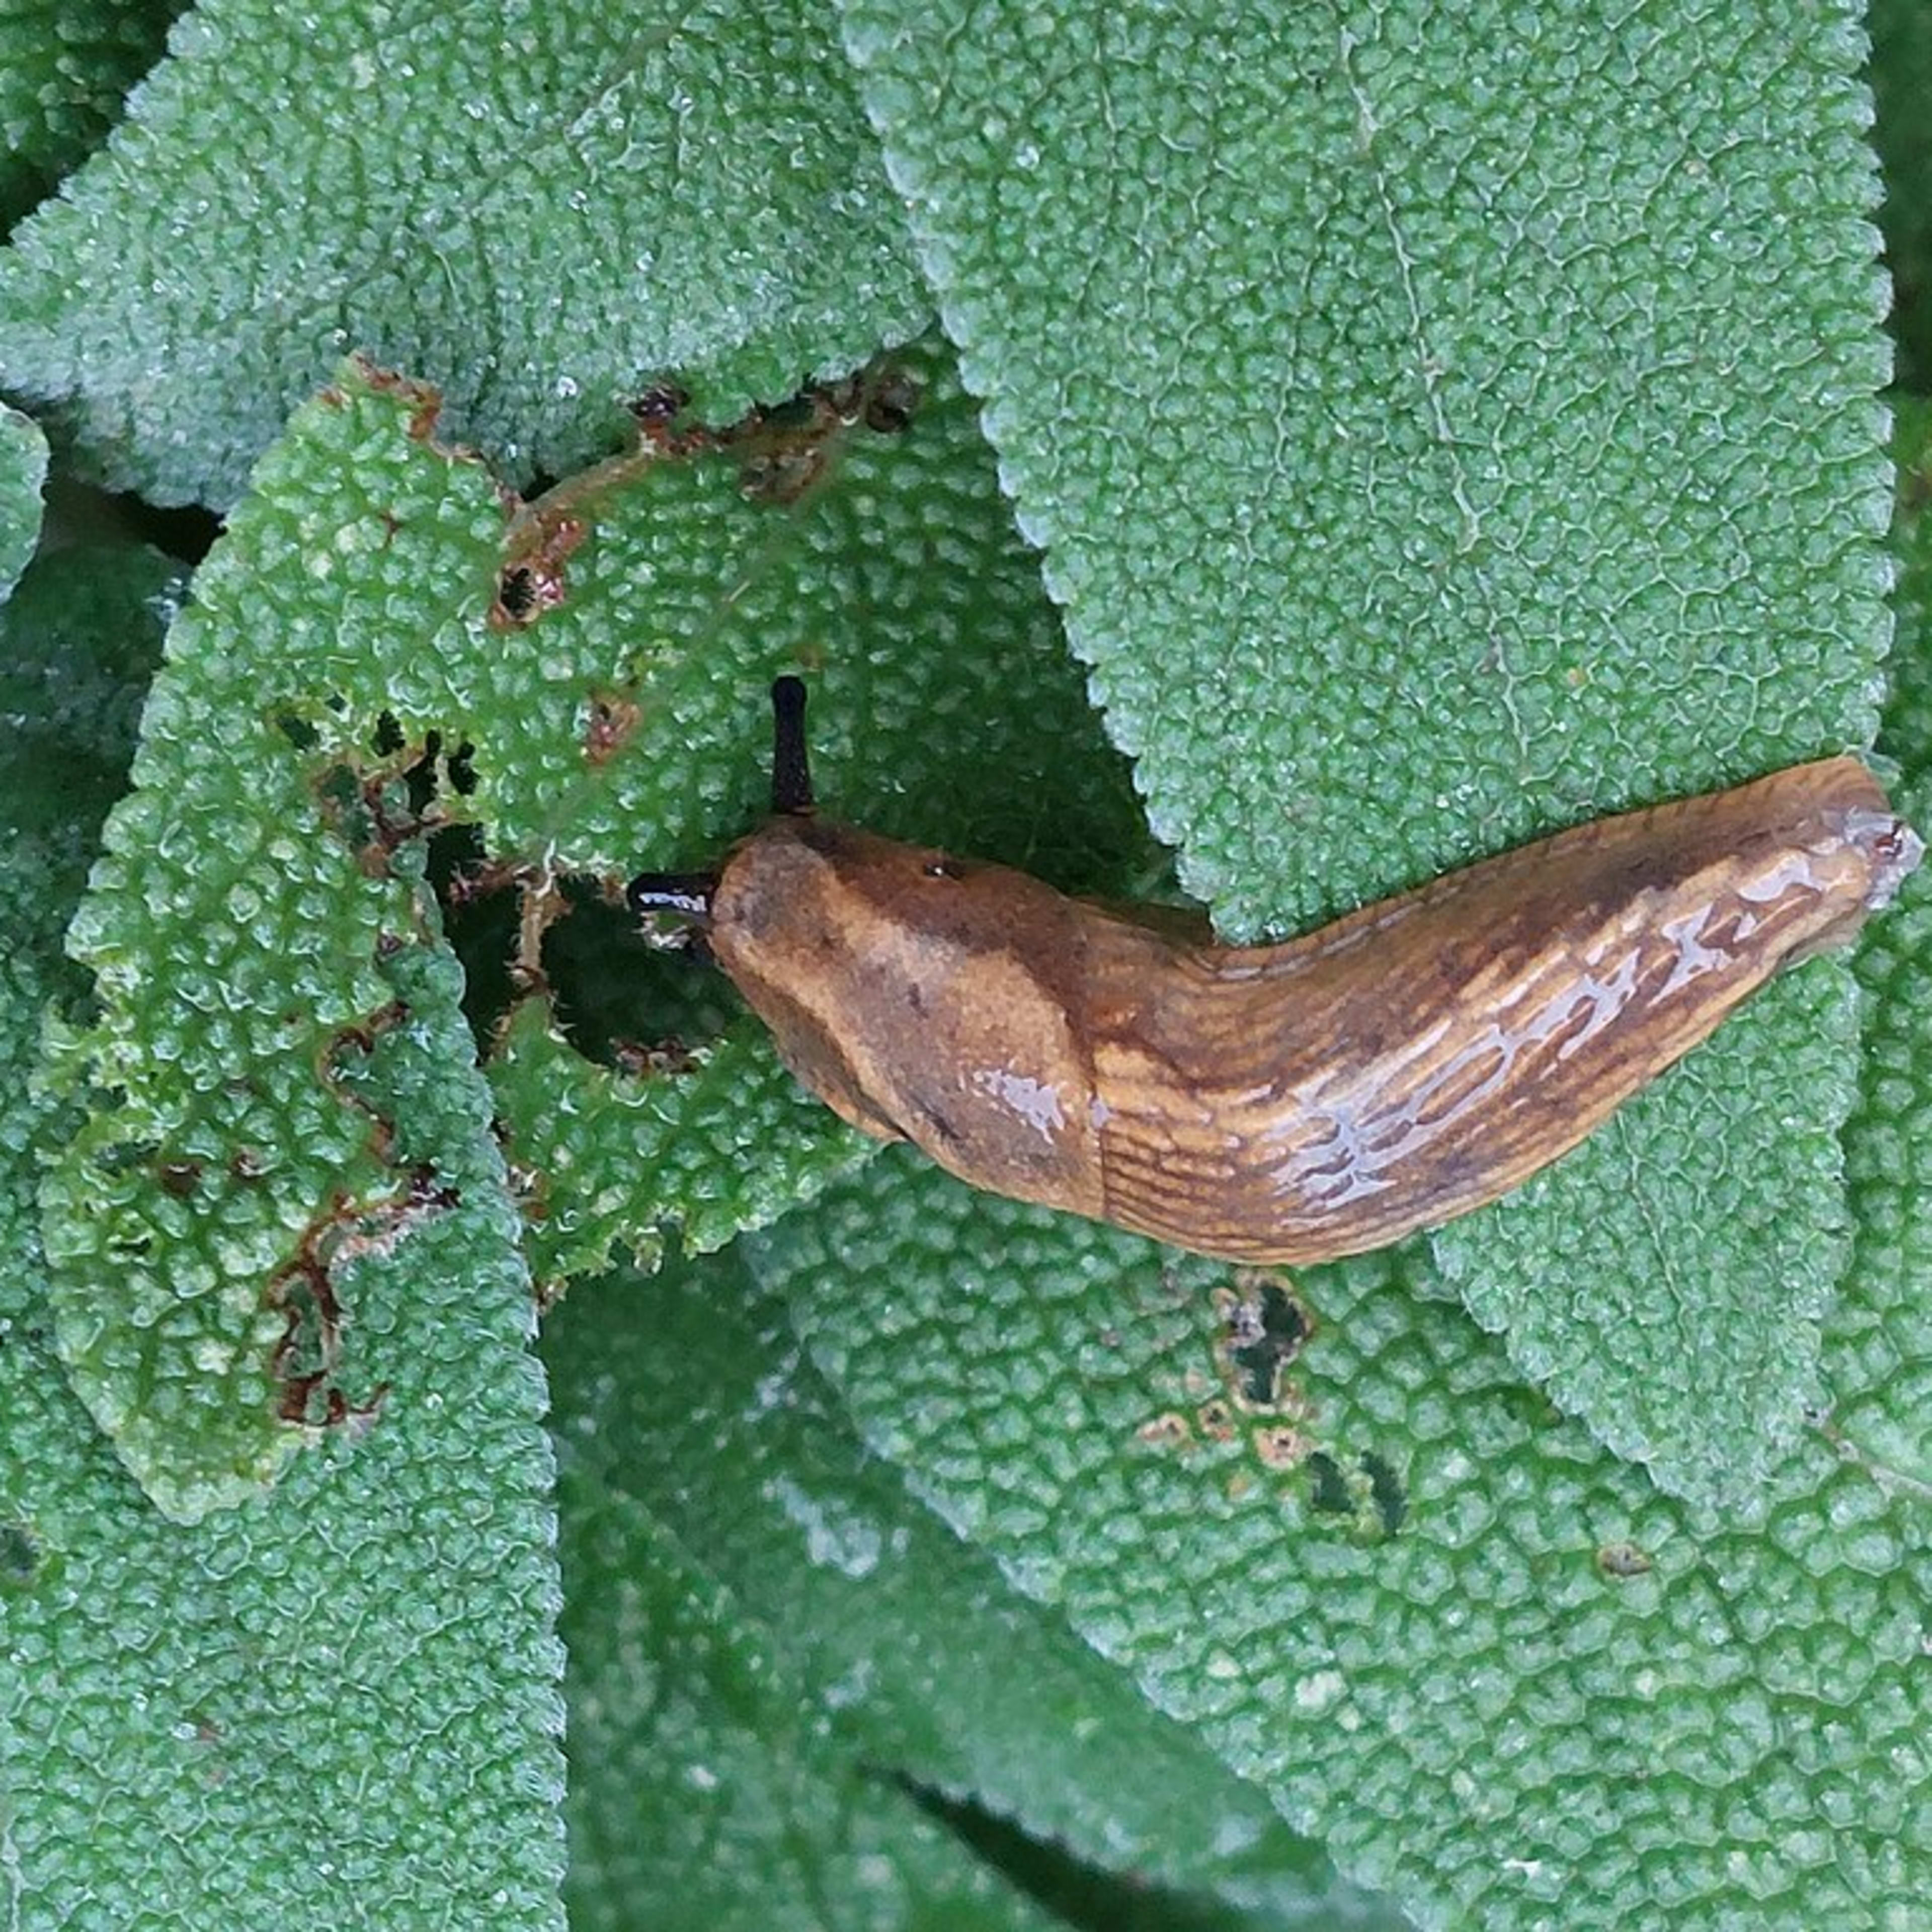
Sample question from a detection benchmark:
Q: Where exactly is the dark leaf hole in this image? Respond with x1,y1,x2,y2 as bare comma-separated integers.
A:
1308,1451,1350,1516
403,732,445,816
428,825,517,1054
497,565,537,622
863,365,923,434
541,876,741,1067
1308,1449,1405,1538
446,741,478,795
1362,1450,1406,1537
40,477,220,567
429,847,741,1069
1225,1280,1310,1407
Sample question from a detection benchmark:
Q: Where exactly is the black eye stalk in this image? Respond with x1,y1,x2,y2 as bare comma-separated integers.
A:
625,678,813,923
768,674,816,817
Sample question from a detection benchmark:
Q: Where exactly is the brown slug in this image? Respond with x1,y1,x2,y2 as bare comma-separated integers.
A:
628,679,1921,1265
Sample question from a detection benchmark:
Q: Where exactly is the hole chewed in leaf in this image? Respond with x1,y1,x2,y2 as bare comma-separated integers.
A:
1214,1273,1313,1410
490,512,584,628
496,564,538,622
733,362,928,505
615,355,926,497
311,722,469,878
1308,1448,1406,1542
445,741,479,795
538,873,739,1070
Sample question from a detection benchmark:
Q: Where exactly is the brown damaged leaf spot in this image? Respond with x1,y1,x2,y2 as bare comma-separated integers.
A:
730,362,927,506
1253,1423,1313,1470
268,1190,352,1423
584,689,643,764
1195,1398,1236,1443
626,379,697,452
310,726,478,882
156,1158,203,1198
1137,1410,1194,1451
324,359,500,482
319,998,412,1172
490,513,586,628
529,354,930,552
313,762,439,879
349,355,450,446
610,1035,699,1078
1596,1541,1655,1579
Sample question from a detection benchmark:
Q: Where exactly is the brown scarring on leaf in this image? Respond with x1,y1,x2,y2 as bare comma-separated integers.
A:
1136,1411,1193,1451
490,512,586,628
584,689,642,764
311,750,448,879
1252,1423,1312,1470
610,1035,699,1078
1596,1541,1654,1579
267,1162,456,1429
1195,1398,1235,1443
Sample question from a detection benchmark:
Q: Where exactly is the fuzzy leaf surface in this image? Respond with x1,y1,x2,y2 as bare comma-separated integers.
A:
0,0,930,506
1,544,566,1930
0,405,46,599
751,1119,1932,1930
0,0,179,227
543,1248,1405,1929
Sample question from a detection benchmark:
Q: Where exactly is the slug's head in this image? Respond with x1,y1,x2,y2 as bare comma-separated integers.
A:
624,675,820,928
625,679,1103,1208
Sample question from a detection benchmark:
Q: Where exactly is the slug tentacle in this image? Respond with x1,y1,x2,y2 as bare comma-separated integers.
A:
630,684,1921,1266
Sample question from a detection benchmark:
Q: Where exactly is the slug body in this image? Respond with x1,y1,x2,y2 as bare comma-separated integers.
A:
633,686,1921,1265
